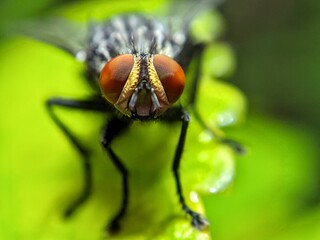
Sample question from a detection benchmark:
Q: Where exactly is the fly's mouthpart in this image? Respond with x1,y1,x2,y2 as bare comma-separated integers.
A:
128,80,161,117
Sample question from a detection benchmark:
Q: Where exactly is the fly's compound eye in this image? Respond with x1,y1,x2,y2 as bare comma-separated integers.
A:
153,54,186,104
99,54,134,104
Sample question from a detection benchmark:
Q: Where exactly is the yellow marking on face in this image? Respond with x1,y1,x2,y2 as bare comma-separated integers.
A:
114,55,141,115
147,55,169,107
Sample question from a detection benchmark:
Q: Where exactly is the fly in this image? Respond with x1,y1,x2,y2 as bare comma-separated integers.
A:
22,0,244,233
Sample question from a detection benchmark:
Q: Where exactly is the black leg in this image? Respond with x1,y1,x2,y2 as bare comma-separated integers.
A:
175,38,204,72
161,107,209,230
46,97,110,217
100,117,131,233
186,44,245,154
187,44,205,106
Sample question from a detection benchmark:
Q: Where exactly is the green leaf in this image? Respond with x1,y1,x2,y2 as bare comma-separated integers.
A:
0,1,246,239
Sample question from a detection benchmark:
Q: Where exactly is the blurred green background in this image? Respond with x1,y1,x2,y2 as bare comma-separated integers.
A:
0,0,319,239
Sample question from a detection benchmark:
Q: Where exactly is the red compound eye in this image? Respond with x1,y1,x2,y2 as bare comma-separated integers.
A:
153,54,185,104
99,54,134,104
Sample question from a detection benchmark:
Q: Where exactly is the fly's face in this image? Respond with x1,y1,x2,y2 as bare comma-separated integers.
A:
99,54,185,119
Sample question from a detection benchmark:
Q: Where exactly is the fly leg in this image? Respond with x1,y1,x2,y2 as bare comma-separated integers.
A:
187,43,245,154
100,117,131,233
46,97,110,217
161,107,209,230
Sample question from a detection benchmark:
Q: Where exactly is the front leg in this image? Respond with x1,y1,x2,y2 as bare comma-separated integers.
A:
185,43,245,154
100,117,131,233
46,97,110,217
161,107,209,230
